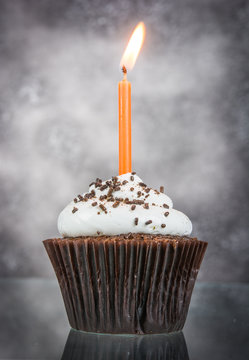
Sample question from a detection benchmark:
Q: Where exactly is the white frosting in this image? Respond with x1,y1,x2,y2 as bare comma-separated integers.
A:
58,173,192,237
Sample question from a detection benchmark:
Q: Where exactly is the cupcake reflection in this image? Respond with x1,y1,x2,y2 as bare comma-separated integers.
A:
61,329,189,360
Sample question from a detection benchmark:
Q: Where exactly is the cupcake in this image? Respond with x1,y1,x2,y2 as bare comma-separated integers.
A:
43,172,207,334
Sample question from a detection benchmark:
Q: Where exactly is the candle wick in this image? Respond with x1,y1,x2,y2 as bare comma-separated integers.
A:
122,65,127,74
122,65,127,80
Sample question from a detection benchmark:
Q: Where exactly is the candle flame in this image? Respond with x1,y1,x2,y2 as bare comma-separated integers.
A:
120,22,145,72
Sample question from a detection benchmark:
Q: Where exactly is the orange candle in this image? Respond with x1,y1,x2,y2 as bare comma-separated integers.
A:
119,22,145,175
119,66,131,175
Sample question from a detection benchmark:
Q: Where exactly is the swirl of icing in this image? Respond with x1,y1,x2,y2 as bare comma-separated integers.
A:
58,173,192,237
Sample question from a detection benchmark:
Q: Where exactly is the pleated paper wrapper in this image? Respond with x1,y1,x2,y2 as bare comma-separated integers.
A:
43,235,207,334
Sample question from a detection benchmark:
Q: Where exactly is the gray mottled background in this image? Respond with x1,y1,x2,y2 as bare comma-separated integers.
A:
0,0,248,281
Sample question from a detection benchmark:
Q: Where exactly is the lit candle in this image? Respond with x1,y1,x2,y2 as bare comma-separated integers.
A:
119,22,145,175
119,66,131,175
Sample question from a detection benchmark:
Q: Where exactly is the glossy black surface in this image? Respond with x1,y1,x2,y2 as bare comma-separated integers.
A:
62,330,189,360
0,279,248,359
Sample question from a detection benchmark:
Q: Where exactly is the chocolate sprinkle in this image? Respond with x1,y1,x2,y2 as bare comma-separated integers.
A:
92,202,97,207
143,203,149,209
145,188,150,193
124,199,144,205
122,180,128,185
107,187,113,198
112,201,120,208
130,187,134,191
100,195,107,201
133,199,144,205
84,193,95,200
163,204,169,209
161,224,166,228
99,204,107,213
100,184,108,191
131,205,136,210
130,176,134,181
113,186,121,192
164,212,169,217
139,182,147,187
78,195,84,201
131,171,136,175
160,186,164,193
95,178,102,187
145,220,152,225
74,198,78,203
72,207,78,213
134,217,138,225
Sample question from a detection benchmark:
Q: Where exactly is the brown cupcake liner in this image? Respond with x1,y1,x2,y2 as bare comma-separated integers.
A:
61,329,189,360
43,235,207,334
